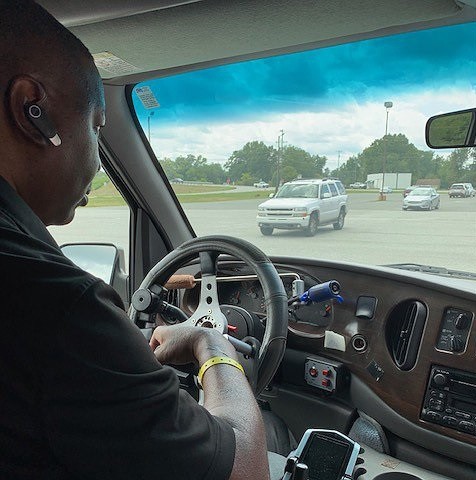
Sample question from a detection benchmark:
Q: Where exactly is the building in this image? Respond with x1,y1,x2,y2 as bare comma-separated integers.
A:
366,172,412,189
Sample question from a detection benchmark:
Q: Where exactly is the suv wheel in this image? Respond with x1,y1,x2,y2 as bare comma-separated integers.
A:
305,213,318,236
260,226,274,236
333,209,345,230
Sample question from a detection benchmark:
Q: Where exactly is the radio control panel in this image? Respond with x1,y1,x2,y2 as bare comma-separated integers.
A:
421,365,476,435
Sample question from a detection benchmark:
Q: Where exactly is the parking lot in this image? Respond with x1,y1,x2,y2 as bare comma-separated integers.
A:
49,192,476,273
184,192,476,271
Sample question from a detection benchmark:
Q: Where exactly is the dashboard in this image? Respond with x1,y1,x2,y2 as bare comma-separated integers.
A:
179,256,476,467
183,267,334,330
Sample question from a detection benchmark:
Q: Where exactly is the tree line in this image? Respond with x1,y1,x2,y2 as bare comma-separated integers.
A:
158,135,476,188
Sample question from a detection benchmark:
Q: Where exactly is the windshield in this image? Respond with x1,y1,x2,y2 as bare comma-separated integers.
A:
409,189,432,196
275,184,317,199
131,23,476,275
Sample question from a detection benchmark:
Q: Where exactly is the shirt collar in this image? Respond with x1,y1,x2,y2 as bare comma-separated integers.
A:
0,175,59,247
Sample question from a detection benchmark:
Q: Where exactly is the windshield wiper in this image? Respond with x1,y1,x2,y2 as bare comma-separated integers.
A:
385,263,476,280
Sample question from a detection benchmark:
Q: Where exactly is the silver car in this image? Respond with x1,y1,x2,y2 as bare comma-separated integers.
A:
402,187,440,210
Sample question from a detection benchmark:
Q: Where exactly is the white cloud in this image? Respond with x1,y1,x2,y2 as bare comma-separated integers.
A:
148,87,474,170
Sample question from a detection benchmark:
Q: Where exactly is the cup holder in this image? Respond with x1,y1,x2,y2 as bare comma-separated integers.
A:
373,474,422,480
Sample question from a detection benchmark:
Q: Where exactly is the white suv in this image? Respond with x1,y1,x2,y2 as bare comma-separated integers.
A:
256,179,348,236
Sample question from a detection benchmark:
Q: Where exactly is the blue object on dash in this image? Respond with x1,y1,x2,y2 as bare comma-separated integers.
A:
299,280,343,304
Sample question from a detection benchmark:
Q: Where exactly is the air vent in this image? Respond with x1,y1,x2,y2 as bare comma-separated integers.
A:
386,300,427,371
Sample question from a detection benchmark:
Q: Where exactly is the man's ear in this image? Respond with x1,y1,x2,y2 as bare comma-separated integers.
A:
5,75,55,146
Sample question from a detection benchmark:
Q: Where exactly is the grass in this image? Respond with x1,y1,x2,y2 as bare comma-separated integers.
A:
172,184,235,194
177,189,274,203
91,171,109,190
86,179,270,206
87,196,127,207
87,181,126,207
88,181,451,207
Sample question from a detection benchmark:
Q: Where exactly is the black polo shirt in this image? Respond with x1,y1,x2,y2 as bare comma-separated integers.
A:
0,176,235,479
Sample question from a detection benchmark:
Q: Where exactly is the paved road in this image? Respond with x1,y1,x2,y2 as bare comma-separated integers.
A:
49,193,476,273
184,193,476,270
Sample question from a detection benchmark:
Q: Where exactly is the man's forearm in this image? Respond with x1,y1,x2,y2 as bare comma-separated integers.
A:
197,338,270,480
151,326,271,480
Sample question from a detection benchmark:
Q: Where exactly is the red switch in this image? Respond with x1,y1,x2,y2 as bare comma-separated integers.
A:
227,325,238,332
321,379,331,387
309,367,318,377
322,369,331,377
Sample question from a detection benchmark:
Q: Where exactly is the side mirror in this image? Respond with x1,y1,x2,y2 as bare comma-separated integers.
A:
322,192,331,199
426,108,476,149
269,193,275,198
61,243,126,285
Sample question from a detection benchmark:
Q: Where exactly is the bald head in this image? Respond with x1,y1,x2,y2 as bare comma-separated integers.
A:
0,0,102,113
0,0,105,226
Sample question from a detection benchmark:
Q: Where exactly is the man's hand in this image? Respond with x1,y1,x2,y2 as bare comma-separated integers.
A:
150,324,237,366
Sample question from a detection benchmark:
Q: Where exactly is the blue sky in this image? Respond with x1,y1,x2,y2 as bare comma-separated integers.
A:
132,23,476,169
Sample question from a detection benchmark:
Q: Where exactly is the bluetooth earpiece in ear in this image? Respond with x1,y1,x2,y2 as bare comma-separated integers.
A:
25,104,61,147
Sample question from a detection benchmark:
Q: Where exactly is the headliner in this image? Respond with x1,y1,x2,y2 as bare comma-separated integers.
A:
37,0,476,85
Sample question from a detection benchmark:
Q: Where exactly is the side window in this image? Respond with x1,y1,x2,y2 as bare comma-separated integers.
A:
335,181,346,195
320,184,330,199
329,183,338,197
47,170,130,273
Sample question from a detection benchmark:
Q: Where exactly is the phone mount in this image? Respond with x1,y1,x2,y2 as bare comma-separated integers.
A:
282,429,364,480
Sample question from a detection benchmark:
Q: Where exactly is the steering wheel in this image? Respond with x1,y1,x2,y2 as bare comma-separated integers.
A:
129,235,288,395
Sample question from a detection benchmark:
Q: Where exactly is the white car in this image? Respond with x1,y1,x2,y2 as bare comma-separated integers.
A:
402,187,440,210
464,183,475,197
349,182,367,189
253,181,270,188
257,179,347,236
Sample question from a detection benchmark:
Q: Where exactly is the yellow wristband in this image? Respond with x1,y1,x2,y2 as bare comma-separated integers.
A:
197,356,245,385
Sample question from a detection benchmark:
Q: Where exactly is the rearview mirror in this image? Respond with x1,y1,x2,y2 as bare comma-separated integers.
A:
426,108,476,149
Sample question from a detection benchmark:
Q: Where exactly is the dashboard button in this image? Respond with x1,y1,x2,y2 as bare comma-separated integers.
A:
423,411,441,422
450,335,465,352
455,313,471,330
455,412,471,420
309,367,318,378
429,398,443,408
458,421,475,434
442,416,458,427
433,373,447,386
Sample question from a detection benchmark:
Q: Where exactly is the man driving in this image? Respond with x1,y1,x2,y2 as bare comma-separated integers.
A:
0,1,274,478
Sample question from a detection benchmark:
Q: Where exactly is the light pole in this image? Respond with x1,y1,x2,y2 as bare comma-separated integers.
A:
147,111,155,143
380,101,393,200
275,129,285,193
